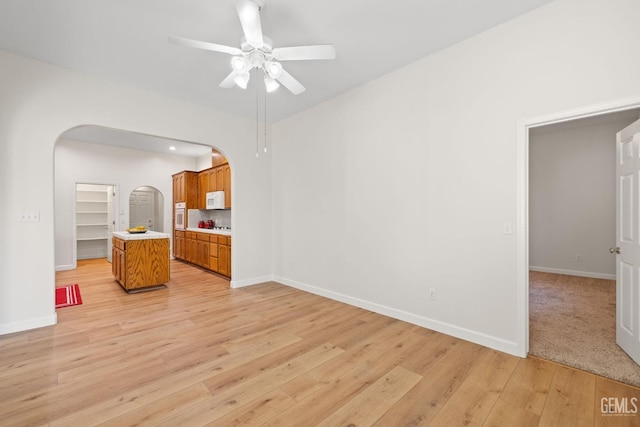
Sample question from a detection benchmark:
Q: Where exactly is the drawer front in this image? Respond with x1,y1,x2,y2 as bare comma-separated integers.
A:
175,230,185,238
210,235,218,243
218,235,228,244
209,242,218,257
113,238,125,251
197,232,209,242
186,231,196,239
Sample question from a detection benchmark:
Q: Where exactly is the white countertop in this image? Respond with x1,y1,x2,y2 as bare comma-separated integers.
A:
186,228,232,236
113,231,171,240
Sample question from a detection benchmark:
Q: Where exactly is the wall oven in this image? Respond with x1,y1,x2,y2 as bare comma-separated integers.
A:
175,202,186,230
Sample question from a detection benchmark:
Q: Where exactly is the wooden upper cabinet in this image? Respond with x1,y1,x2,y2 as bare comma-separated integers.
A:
223,165,231,208
198,171,208,209
208,168,217,193
185,172,198,208
211,148,228,168
216,167,224,192
197,163,231,208
174,159,229,213
172,173,184,203
172,171,198,208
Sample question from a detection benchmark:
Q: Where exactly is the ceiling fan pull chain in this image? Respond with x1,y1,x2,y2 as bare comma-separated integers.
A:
256,68,259,158
264,86,268,153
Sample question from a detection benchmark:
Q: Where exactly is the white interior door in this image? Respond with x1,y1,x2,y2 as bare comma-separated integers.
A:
130,190,155,230
616,118,640,365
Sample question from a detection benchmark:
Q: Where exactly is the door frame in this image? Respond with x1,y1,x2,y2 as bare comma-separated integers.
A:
129,186,163,232
72,182,118,268
516,96,640,357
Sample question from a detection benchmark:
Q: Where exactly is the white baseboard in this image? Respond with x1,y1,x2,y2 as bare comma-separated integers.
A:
0,313,57,336
55,264,74,272
230,275,275,288
272,276,520,357
529,266,615,280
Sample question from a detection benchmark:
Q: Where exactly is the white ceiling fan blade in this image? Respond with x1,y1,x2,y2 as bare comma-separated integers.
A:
272,45,336,61
169,36,242,55
276,68,306,95
219,71,238,88
236,0,264,48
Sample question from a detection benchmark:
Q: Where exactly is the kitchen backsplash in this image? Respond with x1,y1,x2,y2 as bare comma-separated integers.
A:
188,209,231,229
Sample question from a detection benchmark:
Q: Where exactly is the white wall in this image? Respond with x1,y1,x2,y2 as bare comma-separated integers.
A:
529,116,637,279
54,138,197,270
195,152,213,171
272,0,640,355
0,50,272,335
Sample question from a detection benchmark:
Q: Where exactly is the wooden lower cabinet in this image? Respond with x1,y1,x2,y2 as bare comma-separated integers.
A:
178,231,231,278
112,236,170,292
185,232,197,264
209,235,219,273
196,233,209,268
218,243,230,277
174,230,185,259
112,238,126,284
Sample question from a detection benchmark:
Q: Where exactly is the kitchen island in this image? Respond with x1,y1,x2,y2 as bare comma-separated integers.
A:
112,231,170,292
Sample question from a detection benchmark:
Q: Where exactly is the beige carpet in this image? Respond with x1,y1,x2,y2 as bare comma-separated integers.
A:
529,271,640,387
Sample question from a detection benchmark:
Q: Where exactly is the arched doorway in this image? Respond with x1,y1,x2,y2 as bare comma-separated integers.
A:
129,186,164,232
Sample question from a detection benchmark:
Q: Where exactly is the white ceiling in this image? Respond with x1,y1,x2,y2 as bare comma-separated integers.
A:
0,0,552,123
1,0,553,156
61,125,213,157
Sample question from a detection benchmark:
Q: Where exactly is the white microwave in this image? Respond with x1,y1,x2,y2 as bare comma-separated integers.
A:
206,191,225,209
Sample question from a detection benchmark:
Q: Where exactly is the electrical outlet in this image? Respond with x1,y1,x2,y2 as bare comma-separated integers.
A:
428,288,436,301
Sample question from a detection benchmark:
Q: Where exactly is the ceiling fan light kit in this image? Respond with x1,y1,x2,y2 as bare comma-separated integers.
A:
263,75,280,93
168,0,336,95
231,56,249,74
233,73,250,90
265,61,282,79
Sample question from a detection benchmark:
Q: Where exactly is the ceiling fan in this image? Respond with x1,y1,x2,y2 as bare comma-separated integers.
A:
169,0,336,95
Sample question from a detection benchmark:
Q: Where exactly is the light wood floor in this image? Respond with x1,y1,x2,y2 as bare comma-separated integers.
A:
1,260,639,426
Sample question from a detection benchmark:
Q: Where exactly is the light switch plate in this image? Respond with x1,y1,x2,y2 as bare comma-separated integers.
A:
503,221,513,235
21,211,40,222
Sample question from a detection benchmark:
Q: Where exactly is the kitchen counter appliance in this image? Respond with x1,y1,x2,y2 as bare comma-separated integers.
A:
206,191,225,210
175,202,186,230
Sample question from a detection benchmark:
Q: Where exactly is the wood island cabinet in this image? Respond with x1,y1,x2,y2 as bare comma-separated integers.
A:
112,237,126,284
112,232,170,292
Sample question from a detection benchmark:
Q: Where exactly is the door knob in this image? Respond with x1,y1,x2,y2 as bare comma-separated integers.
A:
610,247,621,254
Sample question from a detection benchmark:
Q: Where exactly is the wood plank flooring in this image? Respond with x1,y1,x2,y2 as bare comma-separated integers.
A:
1,259,639,426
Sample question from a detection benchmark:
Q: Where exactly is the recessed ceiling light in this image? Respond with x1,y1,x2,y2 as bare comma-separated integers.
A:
169,146,176,151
